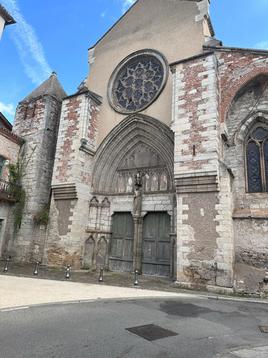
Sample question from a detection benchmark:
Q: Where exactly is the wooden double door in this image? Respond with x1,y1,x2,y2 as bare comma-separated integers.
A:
109,212,171,277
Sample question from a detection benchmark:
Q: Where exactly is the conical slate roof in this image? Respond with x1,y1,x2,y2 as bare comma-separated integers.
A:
22,72,67,102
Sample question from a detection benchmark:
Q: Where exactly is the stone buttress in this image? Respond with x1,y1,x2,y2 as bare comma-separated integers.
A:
171,52,234,289
44,88,101,268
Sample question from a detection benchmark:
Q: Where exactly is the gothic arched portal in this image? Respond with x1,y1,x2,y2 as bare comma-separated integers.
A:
92,114,174,194
92,114,175,277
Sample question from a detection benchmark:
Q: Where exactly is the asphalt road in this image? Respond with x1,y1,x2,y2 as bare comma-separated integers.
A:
0,297,268,358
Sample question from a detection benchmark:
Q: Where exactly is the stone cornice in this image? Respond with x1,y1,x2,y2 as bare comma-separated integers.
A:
0,128,23,146
175,174,218,193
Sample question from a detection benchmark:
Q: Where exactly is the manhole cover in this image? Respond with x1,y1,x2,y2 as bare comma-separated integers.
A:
259,326,268,333
126,324,178,341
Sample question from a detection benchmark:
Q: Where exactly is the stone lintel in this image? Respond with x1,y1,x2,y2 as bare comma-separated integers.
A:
175,174,218,193
52,184,77,200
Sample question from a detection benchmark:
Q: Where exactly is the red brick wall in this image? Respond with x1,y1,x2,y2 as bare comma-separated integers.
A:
218,51,268,122
55,97,81,183
173,53,219,177
13,97,46,136
53,92,100,185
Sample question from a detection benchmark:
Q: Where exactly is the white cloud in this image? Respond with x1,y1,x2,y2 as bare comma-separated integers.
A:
2,0,52,85
254,41,268,50
0,101,15,116
121,0,136,14
101,10,107,18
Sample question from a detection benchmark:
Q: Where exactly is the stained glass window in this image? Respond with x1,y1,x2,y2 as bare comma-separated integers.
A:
109,50,167,114
246,126,268,193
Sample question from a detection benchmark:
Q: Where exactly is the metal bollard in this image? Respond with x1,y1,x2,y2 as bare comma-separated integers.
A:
33,261,40,276
264,271,268,283
98,267,104,283
3,256,10,273
65,265,71,279
134,269,139,286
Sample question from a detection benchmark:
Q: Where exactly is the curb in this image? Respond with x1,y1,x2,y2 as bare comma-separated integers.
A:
0,289,268,313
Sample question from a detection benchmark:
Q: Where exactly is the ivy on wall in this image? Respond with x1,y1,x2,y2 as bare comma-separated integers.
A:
33,204,50,226
8,145,36,232
8,161,26,232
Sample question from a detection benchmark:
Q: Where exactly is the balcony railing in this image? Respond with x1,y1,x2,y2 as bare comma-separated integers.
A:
0,179,20,202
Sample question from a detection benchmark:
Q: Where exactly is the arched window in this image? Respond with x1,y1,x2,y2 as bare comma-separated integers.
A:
246,126,268,193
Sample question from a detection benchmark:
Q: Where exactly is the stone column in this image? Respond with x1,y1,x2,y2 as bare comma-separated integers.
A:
133,172,143,273
133,216,143,273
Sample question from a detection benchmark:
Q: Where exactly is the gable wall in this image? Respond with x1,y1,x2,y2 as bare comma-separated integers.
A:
87,0,210,145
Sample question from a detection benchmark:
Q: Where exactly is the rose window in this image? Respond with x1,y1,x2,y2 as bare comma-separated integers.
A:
108,50,168,114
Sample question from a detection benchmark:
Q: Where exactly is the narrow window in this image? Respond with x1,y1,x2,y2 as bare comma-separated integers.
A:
246,126,268,193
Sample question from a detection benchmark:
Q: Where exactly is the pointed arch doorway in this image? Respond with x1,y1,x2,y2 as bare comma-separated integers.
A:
93,114,175,278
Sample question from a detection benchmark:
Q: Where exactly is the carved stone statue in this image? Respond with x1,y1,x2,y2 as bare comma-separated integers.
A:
133,172,143,216
134,171,143,189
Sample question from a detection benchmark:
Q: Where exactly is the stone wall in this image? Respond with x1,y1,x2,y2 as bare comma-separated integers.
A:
172,52,234,289
0,126,22,259
44,91,101,268
0,201,15,257
219,50,268,291
10,94,62,262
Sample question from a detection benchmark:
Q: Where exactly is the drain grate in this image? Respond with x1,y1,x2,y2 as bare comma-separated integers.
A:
126,324,178,341
259,326,268,333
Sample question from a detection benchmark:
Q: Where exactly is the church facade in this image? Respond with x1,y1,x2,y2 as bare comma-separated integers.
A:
2,0,268,294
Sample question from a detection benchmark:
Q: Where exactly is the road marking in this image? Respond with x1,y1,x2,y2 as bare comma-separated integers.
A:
1,306,29,312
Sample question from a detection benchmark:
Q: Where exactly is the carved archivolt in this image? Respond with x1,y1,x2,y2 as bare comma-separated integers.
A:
92,114,174,194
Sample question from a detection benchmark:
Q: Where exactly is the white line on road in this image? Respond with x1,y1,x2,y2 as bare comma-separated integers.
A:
1,306,29,312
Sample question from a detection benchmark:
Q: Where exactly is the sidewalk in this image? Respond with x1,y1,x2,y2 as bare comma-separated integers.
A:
0,263,267,310
1,265,268,358
0,275,190,310
0,262,198,309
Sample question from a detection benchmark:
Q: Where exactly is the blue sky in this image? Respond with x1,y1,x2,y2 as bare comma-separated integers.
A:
0,0,268,122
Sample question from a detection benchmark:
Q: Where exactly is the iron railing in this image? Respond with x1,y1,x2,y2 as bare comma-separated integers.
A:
0,179,20,201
